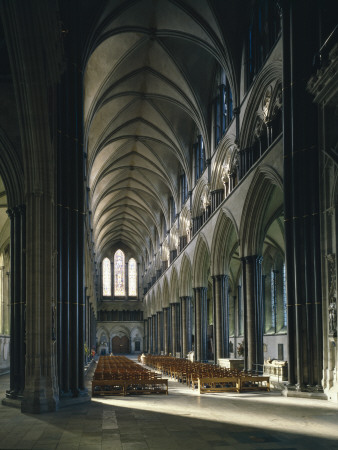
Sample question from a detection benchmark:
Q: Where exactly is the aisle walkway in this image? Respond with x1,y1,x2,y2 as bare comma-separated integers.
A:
0,359,338,450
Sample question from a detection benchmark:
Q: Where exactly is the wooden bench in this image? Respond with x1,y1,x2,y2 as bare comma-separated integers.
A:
92,378,168,396
239,376,270,391
198,377,240,394
125,379,168,395
92,379,126,396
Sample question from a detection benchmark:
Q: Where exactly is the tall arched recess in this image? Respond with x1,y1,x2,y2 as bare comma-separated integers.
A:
192,233,210,361
0,127,25,400
239,165,284,374
210,209,240,363
0,128,24,208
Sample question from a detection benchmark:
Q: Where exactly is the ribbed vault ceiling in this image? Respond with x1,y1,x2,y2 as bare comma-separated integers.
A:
84,0,242,264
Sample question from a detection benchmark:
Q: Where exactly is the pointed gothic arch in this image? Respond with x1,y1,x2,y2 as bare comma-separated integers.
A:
162,276,170,309
169,266,179,304
239,165,283,257
0,128,24,208
192,233,210,288
210,209,239,276
210,135,236,192
179,253,193,298
239,62,282,150
155,284,162,313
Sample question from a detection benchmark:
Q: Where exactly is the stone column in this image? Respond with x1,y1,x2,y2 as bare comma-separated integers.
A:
194,287,208,361
175,302,181,355
223,275,230,358
152,315,157,354
148,317,152,354
22,191,59,413
194,289,201,361
157,312,162,355
18,206,26,391
153,314,157,354
0,265,3,334
6,206,26,399
181,297,187,357
143,319,148,352
163,307,169,355
201,288,208,362
170,304,176,356
57,45,85,397
242,256,263,374
212,275,229,363
186,297,192,353
281,0,323,391
213,276,222,363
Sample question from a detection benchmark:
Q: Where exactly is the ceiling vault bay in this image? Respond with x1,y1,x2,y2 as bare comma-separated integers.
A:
84,0,240,268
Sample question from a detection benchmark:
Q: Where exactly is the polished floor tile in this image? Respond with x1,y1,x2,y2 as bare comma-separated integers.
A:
1,359,338,450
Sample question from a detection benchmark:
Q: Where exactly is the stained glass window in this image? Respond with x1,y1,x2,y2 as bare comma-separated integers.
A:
271,269,277,331
114,249,125,296
128,258,137,296
102,257,111,296
282,263,287,327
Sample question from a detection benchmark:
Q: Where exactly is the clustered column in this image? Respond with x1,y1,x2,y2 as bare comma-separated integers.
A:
163,307,169,354
57,18,85,397
157,311,162,355
212,275,229,364
281,0,323,390
148,317,152,353
6,206,26,399
170,304,176,356
143,319,148,352
181,296,193,358
241,256,263,374
152,314,157,354
194,287,208,361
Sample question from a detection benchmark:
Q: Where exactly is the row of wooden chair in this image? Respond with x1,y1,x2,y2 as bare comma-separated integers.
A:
142,355,270,394
92,355,168,396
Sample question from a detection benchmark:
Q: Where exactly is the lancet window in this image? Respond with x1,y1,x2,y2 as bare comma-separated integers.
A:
114,249,125,296
102,257,111,296
128,258,137,296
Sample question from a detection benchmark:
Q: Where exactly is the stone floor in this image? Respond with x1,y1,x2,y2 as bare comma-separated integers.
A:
1,358,338,450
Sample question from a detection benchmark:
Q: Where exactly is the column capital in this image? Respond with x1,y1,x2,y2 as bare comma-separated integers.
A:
243,255,262,264
193,286,207,293
6,208,14,219
179,295,192,301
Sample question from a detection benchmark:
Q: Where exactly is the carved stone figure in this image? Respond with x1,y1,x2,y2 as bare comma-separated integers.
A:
254,116,265,139
186,220,191,243
201,185,211,211
329,297,337,336
262,90,271,121
221,161,230,184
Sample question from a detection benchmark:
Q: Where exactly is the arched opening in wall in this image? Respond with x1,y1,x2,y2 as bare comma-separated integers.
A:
228,244,243,359
245,0,281,91
0,175,10,372
212,66,234,151
98,332,109,355
207,276,214,361
262,214,287,363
